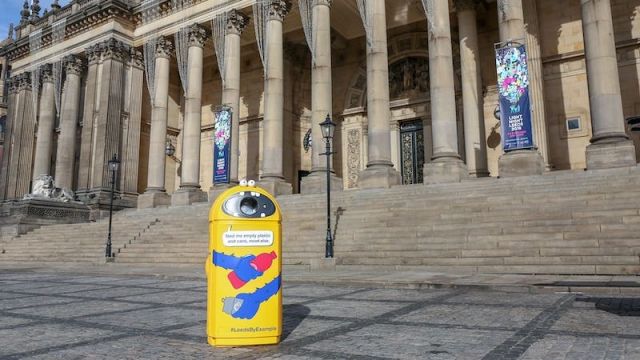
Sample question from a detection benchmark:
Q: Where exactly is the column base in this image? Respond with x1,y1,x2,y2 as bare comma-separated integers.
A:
498,149,544,178
137,191,171,209
357,165,402,189
310,257,337,271
469,169,490,178
171,188,208,206
208,183,238,205
423,157,469,184
586,139,637,170
257,179,293,196
300,171,344,194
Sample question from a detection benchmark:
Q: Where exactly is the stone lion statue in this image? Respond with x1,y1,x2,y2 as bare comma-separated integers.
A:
24,175,74,203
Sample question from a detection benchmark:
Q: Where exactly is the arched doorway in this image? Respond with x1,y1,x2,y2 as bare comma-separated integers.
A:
341,32,464,189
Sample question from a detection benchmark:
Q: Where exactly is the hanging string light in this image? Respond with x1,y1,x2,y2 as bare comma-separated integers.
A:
253,0,270,73
420,0,435,34
212,12,228,86
356,0,374,51
52,18,66,118
143,37,158,106
298,0,315,65
174,26,190,95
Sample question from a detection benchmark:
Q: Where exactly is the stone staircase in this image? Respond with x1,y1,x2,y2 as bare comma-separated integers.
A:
1,166,640,274
0,218,159,264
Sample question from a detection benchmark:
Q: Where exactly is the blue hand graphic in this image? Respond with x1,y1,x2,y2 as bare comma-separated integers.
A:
222,275,281,320
212,251,241,269
233,255,261,282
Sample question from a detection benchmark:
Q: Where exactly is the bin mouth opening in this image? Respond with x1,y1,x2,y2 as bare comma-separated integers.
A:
240,197,259,216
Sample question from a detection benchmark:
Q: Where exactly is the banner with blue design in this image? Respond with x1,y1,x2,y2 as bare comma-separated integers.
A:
495,44,534,151
214,107,232,184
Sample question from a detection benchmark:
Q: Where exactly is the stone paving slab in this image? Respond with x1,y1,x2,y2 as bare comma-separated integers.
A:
0,268,639,359
2,263,638,295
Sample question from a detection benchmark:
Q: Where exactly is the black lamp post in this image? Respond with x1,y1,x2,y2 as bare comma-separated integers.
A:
105,154,120,258
320,114,336,258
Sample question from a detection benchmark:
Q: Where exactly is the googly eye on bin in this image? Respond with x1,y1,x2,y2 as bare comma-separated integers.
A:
248,180,256,187
240,179,248,186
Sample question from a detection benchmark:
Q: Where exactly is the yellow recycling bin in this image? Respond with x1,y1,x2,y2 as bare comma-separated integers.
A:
206,182,282,347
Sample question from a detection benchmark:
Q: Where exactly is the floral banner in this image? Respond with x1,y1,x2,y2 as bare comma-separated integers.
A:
214,107,232,184
495,44,534,151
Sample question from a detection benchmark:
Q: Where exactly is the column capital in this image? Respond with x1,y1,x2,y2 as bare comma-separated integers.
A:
7,77,18,94
129,48,144,69
312,0,332,7
100,38,130,62
63,55,85,76
455,0,480,12
186,23,209,48
40,63,54,83
155,36,174,59
226,9,250,35
16,72,32,92
266,0,292,22
85,43,102,64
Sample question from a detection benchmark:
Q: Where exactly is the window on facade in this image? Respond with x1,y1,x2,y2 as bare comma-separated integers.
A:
566,117,581,132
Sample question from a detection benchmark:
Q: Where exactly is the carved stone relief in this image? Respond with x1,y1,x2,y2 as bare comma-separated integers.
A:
347,129,361,188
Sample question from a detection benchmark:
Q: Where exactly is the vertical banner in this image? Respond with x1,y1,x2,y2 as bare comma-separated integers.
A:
214,106,232,184
495,43,534,151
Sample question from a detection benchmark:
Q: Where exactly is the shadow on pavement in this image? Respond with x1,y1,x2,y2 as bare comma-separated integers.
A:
281,304,311,341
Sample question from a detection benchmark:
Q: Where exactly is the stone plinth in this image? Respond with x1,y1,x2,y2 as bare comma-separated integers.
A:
586,139,637,170
0,199,90,239
424,158,468,184
208,184,237,205
257,180,293,196
357,166,402,189
498,149,544,178
310,257,336,271
137,191,171,209
171,188,208,206
76,190,138,210
300,172,343,194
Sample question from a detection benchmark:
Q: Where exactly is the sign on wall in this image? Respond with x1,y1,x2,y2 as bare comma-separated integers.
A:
495,43,535,151
214,106,232,184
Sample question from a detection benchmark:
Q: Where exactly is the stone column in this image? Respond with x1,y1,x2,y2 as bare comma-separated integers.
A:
6,74,35,199
88,39,128,201
32,64,56,181
210,10,249,200
357,0,401,189
581,0,636,168
300,0,343,194
172,24,209,205
15,73,37,198
54,55,84,191
77,44,101,194
139,37,174,209
121,49,144,197
258,0,294,195
496,0,544,177
456,0,488,177
0,78,18,200
423,0,468,183
523,0,550,168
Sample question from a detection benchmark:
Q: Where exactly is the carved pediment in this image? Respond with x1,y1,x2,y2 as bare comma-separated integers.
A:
389,56,429,100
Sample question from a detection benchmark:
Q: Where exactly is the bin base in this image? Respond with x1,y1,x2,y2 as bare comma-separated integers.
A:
208,336,280,347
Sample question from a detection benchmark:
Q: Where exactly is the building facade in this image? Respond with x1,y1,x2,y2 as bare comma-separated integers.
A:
0,0,639,208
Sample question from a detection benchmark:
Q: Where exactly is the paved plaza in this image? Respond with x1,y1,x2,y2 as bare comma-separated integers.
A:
0,270,639,360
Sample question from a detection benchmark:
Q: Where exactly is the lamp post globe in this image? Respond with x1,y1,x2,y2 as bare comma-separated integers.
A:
165,139,176,157
320,114,336,139
320,114,336,258
106,154,120,259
